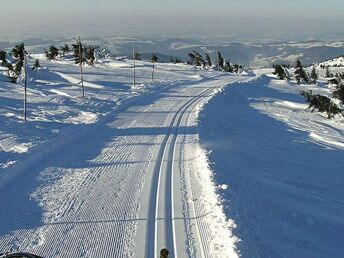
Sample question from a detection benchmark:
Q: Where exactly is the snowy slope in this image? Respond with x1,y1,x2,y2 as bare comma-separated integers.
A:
0,55,248,257
198,75,344,257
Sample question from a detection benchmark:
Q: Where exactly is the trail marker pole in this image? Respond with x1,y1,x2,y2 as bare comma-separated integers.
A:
133,43,136,88
24,53,27,122
78,37,84,98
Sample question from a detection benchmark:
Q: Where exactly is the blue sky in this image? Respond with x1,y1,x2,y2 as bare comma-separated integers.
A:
1,0,344,41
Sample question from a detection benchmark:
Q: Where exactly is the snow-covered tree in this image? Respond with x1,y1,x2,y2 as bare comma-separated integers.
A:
32,59,41,70
294,60,308,84
45,45,59,60
300,90,343,119
10,43,25,83
273,65,287,80
205,53,212,67
0,50,6,66
60,44,70,56
72,40,84,64
332,81,344,105
85,46,96,66
310,66,318,84
325,66,333,78
217,51,224,70
151,54,158,81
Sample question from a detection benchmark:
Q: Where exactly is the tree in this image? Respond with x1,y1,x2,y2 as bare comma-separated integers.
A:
332,82,344,105
273,64,287,80
45,45,59,60
300,90,343,119
7,64,18,83
224,60,233,72
0,50,6,66
72,40,84,64
60,44,70,56
310,66,318,84
32,59,41,70
134,52,141,60
217,51,224,70
85,46,96,66
151,54,158,81
72,38,85,97
325,66,333,78
294,60,308,84
205,53,212,67
10,43,25,83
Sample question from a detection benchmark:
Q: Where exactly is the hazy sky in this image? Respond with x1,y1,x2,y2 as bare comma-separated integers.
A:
1,0,344,41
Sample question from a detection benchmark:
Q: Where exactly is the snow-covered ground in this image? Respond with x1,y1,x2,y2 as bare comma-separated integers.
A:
2,51,344,258
198,73,344,257
0,55,249,257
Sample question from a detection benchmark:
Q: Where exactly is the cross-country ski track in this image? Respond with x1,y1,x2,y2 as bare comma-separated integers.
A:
0,74,249,257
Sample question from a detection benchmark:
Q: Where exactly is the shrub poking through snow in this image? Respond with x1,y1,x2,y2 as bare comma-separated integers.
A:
300,90,343,119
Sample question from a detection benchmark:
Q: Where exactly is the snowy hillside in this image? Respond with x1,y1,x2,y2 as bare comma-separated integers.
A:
316,56,344,67
198,71,344,257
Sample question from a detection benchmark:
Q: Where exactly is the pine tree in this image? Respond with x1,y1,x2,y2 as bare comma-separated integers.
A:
325,66,333,78
300,90,343,119
0,50,7,66
60,44,70,56
273,65,287,80
7,64,18,83
72,40,84,64
310,66,318,84
10,43,25,83
205,53,212,67
332,81,344,105
134,52,141,60
294,60,308,84
32,59,41,70
217,51,224,70
45,45,59,60
85,46,96,66
151,54,158,81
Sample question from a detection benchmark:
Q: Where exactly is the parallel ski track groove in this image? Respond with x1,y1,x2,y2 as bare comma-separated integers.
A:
146,86,214,258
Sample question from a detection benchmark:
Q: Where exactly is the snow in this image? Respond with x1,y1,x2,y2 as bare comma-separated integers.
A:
198,73,344,257
2,46,344,257
0,53,246,257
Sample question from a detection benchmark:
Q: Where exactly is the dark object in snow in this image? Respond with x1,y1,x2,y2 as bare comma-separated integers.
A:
0,252,44,258
160,248,169,258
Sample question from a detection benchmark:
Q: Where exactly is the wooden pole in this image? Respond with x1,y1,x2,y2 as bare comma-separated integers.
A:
133,43,136,88
152,61,154,82
78,37,84,98
24,53,27,122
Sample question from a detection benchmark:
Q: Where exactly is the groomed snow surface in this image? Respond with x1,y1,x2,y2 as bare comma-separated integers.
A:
0,56,245,257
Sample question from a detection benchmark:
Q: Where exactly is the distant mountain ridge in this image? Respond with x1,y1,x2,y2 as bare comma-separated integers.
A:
1,37,344,68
